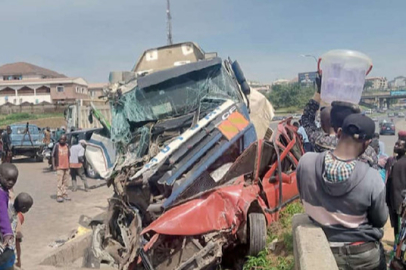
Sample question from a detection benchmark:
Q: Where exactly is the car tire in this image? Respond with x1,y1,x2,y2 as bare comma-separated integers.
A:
86,163,99,179
247,213,267,256
35,155,44,162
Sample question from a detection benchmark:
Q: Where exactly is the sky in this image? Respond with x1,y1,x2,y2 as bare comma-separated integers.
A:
0,0,405,84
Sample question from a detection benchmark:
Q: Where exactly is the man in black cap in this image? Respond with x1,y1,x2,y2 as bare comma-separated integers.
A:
297,113,387,270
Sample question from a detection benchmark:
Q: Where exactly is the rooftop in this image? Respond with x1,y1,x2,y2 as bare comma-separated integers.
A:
88,83,108,89
0,62,66,78
0,77,87,86
366,77,386,80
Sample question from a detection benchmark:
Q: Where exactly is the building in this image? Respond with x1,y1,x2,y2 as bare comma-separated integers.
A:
247,81,271,94
88,83,108,100
389,76,406,90
0,62,89,105
298,71,318,87
272,79,291,86
365,77,388,90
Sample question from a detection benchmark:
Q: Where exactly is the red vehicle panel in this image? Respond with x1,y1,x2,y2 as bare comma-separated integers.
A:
134,119,303,270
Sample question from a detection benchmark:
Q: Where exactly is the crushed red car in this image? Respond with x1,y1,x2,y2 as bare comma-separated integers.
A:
130,119,304,270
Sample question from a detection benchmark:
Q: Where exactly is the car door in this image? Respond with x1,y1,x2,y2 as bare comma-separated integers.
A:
257,122,302,215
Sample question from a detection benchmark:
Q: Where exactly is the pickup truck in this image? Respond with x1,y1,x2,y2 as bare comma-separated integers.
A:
10,124,45,162
65,128,110,179
65,99,111,131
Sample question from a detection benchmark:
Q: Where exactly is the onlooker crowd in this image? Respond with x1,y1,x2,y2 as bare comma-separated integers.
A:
0,163,33,269
296,74,405,269
0,124,89,267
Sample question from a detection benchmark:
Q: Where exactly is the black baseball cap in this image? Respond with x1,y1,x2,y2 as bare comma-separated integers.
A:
342,114,375,141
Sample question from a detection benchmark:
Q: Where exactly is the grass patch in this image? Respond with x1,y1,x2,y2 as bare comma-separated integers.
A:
243,201,304,270
0,113,63,127
274,106,302,115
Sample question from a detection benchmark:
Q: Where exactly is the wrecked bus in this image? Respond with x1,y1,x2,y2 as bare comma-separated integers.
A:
88,42,272,268
89,119,302,270
136,119,302,270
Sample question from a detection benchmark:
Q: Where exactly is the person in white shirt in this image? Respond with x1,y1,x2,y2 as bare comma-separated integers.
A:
69,139,89,192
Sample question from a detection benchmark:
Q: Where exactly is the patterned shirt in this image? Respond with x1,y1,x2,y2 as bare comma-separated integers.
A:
301,99,336,152
325,152,356,182
301,98,379,169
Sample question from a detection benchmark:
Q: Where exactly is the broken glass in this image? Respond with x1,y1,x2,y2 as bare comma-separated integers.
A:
110,63,242,144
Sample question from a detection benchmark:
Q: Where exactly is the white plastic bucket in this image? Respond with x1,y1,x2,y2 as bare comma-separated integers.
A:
318,50,373,105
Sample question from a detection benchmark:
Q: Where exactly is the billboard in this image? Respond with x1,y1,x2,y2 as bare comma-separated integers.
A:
390,90,406,96
298,71,318,86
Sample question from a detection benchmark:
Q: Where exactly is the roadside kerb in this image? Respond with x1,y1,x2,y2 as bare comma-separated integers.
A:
292,213,338,270
39,231,92,267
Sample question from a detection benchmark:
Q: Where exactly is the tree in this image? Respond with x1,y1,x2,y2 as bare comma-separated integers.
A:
364,80,373,91
267,83,314,109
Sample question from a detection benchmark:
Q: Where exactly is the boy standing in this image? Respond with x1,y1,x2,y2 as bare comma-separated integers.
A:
52,135,70,203
9,192,33,268
0,164,19,269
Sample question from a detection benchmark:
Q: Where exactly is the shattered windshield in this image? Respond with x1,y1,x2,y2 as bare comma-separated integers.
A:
111,63,243,143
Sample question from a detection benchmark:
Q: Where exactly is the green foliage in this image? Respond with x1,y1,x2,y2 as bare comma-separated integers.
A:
363,80,373,90
243,201,303,270
0,113,63,126
279,202,304,228
267,231,278,244
274,107,301,114
244,250,270,270
282,232,294,253
267,83,314,109
274,257,295,270
244,252,294,270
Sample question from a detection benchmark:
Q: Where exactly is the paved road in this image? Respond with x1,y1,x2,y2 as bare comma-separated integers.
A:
11,158,113,269
10,116,405,268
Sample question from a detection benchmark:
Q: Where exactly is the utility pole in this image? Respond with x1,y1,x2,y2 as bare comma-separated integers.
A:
166,0,173,45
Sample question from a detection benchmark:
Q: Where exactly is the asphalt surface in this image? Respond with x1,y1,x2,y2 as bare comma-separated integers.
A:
11,159,113,269
10,115,404,268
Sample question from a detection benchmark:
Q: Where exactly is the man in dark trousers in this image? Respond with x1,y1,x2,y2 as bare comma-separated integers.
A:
1,126,12,163
52,135,70,203
297,114,388,269
70,139,89,192
386,131,406,239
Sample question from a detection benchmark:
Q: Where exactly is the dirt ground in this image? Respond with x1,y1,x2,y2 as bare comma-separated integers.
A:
11,157,113,269
14,117,66,129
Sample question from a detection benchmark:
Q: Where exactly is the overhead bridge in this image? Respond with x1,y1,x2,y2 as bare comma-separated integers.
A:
360,90,406,108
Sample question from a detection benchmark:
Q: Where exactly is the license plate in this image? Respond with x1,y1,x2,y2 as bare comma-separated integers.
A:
387,128,391,130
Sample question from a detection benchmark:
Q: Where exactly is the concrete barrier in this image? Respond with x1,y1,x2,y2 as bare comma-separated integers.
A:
40,231,92,267
292,214,338,270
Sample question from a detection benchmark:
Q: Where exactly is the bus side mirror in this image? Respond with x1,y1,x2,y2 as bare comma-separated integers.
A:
232,60,251,95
